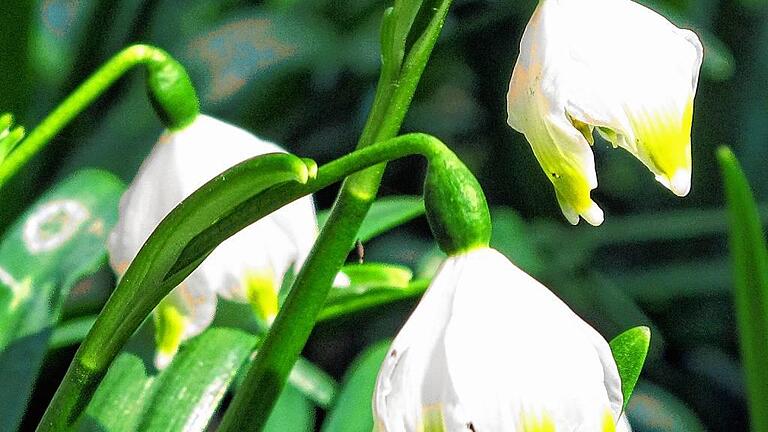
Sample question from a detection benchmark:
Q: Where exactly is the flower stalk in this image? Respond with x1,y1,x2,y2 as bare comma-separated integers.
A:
0,44,199,190
217,2,454,430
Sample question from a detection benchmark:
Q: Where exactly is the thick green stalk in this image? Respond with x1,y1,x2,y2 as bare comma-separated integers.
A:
218,1,454,430
36,133,456,431
0,44,198,190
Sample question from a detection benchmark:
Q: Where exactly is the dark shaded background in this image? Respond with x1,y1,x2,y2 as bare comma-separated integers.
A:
2,0,767,430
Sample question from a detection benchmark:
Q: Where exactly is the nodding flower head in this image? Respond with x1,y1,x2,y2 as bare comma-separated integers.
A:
507,0,703,226
373,247,624,431
107,114,317,369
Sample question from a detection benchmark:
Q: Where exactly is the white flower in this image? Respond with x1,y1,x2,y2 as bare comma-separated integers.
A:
373,248,623,431
507,0,703,226
107,114,317,368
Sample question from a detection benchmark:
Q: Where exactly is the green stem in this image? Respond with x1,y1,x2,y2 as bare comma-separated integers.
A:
0,44,198,190
218,1,454,430
35,133,454,431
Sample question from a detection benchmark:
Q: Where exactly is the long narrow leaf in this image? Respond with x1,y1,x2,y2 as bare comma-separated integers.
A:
0,169,123,431
717,146,768,432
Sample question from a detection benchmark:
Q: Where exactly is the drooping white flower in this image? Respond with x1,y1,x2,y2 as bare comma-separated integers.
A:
107,114,317,368
507,0,703,226
373,247,623,431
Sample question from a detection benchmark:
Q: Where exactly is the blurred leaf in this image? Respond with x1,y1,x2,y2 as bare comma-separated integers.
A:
320,279,429,322
489,207,544,276
177,10,335,108
288,357,338,409
0,0,33,116
334,262,413,292
717,146,768,432
263,384,315,432
80,327,328,431
49,315,98,350
626,381,706,432
318,195,425,243
0,169,123,432
29,0,99,95
610,326,651,410
321,340,391,432
699,31,735,81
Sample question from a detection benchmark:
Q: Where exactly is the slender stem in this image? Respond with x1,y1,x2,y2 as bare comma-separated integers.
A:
218,2,454,430
0,44,198,190
35,133,450,431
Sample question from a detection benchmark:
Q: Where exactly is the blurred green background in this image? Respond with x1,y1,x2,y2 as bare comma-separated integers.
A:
1,0,766,430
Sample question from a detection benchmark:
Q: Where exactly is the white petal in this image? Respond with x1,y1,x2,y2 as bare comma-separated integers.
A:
373,248,622,431
443,249,618,430
373,255,468,432
507,0,702,223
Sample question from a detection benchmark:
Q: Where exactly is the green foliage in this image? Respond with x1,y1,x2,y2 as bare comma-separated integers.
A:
2,0,764,430
79,327,322,431
39,153,314,430
0,169,123,432
717,146,768,432
317,195,425,243
321,340,391,432
609,326,651,411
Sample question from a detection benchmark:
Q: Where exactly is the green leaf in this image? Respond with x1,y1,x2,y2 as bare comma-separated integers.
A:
288,357,338,409
321,340,392,432
609,326,651,410
489,208,544,276
79,327,328,431
334,262,413,291
320,279,428,322
0,169,123,432
49,315,98,350
138,328,257,431
263,385,315,432
317,195,425,243
717,146,768,432
77,327,324,432
78,353,154,432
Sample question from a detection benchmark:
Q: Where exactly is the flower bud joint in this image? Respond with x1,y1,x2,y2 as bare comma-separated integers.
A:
423,152,491,256
146,54,200,131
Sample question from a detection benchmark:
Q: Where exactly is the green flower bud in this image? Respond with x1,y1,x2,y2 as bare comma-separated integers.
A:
423,152,491,256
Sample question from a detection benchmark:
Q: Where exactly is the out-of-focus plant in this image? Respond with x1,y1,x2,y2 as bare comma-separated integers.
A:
718,147,768,432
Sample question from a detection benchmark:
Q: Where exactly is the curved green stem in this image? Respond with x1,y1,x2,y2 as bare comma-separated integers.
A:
0,44,199,190
35,133,457,431
218,1,454,429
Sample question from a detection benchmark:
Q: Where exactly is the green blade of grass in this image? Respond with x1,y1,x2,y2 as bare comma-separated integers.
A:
717,146,768,432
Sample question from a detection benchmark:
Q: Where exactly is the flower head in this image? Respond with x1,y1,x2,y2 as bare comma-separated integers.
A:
373,248,623,431
108,114,317,368
507,0,703,225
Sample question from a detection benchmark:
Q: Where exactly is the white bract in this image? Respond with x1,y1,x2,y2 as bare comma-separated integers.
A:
507,0,703,226
373,248,623,431
107,114,317,369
